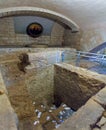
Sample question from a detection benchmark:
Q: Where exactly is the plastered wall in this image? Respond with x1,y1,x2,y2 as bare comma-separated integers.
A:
0,17,64,47
64,23,106,51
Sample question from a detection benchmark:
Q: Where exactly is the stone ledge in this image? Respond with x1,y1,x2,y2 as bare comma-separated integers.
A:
0,94,18,130
55,63,106,84
92,87,106,106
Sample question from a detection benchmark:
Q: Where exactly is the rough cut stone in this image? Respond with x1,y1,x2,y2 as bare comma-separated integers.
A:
92,87,106,106
56,99,104,130
54,63,105,110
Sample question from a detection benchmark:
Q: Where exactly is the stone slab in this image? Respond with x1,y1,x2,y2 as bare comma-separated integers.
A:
0,94,18,130
92,87,106,106
56,99,104,130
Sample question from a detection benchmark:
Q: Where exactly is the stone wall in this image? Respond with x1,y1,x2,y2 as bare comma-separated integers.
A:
54,63,106,110
50,23,64,46
25,50,63,105
0,53,42,130
0,71,18,130
0,17,65,46
25,48,74,104
64,24,106,51
24,48,76,105
63,29,82,50
26,65,54,105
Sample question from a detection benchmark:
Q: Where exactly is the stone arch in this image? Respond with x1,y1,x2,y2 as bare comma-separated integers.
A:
0,6,79,32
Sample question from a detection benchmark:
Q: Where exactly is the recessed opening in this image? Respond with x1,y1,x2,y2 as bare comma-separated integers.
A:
26,22,43,38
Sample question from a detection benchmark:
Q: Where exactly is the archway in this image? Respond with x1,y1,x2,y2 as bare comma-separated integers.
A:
0,7,79,32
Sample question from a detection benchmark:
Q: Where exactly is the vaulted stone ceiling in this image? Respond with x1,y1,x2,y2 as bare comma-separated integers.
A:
0,0,106,29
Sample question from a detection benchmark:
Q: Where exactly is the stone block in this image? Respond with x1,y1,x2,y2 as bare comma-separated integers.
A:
54,63,105,110
57,99,104,130
26,65,54,105
92,87,106,106
0,94,18,130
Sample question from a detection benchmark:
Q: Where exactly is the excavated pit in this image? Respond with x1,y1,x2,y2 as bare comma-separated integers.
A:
0,49,106,130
